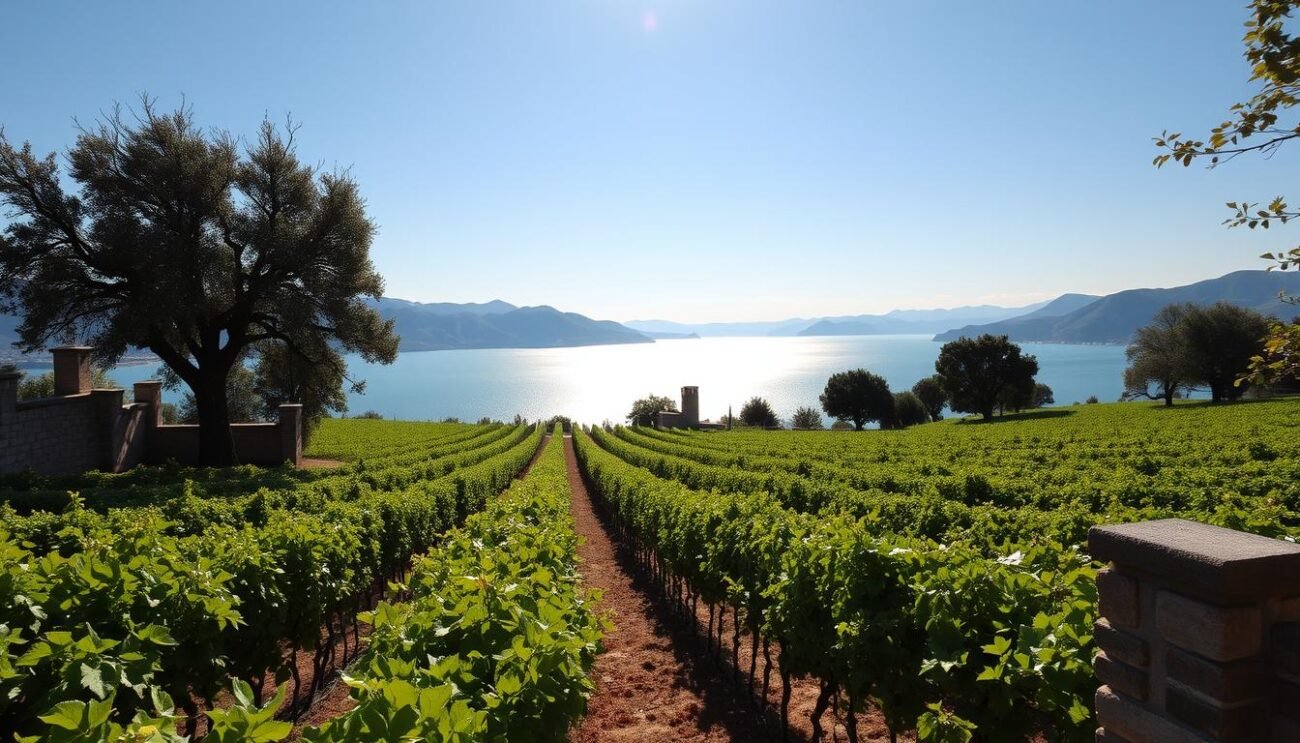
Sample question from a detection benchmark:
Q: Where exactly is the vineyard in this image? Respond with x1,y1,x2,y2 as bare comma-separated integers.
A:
572,398,1300,741
0,420,605,741
0,400,1294,741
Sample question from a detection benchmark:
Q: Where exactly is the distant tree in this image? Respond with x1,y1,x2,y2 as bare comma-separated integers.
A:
253,342,350,445
627,394,677,426
889,391,930,429
355,410,383,419
17,366,119,401
0,101,398,465
1085,395,1099,404
830,420,855,431
819,369,894,430
476,416,493,425
935,335,1039,422
1032,382,1055,408
1179,302,1271,401
1122,304,1192,406
789,406,824,430
911,375,947,422
740,396,780,428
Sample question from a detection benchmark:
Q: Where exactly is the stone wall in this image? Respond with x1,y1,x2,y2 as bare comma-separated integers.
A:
1090,518,1300,741
0,347,302,475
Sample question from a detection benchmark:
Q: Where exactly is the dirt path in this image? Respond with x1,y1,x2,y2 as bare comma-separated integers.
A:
565,435,784,743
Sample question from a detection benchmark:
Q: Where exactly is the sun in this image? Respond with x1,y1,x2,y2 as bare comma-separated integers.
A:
641,10,658,32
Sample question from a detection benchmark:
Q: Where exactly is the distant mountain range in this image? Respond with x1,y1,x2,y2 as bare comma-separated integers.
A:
932,271,1300,343
3,270,1298,358
624,302,1053,338
370,299,652,352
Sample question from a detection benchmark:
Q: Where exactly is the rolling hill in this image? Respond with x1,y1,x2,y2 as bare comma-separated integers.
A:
932,271,1300,344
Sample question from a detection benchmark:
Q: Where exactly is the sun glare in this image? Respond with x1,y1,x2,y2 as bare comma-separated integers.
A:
641,10,658,32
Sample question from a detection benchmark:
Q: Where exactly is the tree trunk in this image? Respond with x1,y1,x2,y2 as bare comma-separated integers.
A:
195,368,238,466
1163,388,1174,406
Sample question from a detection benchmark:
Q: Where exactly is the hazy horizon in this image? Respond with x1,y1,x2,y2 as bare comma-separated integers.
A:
4,2,1291,322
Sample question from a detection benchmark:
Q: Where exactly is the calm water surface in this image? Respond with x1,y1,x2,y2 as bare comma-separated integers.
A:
103,335,1131,425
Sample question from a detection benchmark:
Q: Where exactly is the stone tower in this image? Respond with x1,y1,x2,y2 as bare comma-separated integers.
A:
681,386,699,428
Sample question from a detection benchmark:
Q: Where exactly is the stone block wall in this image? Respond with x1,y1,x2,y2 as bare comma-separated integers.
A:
1089,518,1300,741
0,348,303,475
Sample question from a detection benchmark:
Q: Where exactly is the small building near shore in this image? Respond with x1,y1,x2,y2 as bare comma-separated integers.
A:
656,386,700,429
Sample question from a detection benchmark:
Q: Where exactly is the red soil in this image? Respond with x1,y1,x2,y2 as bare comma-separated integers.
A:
565,435,907,743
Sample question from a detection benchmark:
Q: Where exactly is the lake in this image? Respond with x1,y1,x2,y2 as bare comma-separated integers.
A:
100,335,1133,425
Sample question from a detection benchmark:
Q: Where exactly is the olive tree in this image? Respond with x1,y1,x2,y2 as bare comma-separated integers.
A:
740,396,780,428
627,394,676,426
1180,303,1271,401
0,100,398,465
819,368,893,430
911,375,947,422
889,391,930,429
789,405,824,430
1122,304,1192,406
935,335,1038,422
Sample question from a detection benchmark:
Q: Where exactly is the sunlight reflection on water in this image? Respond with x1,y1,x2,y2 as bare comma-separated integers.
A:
109,336,1130,425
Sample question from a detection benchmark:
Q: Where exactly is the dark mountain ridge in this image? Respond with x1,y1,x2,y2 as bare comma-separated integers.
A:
933,271,1300,344
369,298,652,352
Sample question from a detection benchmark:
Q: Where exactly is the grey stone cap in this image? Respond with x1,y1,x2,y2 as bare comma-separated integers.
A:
1089,519,1300,603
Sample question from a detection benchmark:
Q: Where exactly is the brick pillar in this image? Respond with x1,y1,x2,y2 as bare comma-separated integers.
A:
1089,518,1300,741
0,369,19,425
278,404,303,466
133,380,164,428
90,388,125,471
51,346,92,395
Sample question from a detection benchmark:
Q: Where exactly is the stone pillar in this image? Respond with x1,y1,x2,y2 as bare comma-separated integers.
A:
0,369,19,425
278,404,303,466
133,380,164,428
51,346,92,395
1089,518,1300,742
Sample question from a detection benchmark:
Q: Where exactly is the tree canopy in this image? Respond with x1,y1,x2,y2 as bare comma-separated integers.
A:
0,100,398,465
911,375,947,422
739,396,779,428
1180,302,1271,401
935,335,1038,422
889,391,930,429
627,394,676,426
819,369,893,430
789,405,824,430
1123,304,1192,406
1123,302,1271,403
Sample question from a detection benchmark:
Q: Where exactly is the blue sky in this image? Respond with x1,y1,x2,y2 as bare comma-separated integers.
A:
3,1,1294,322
